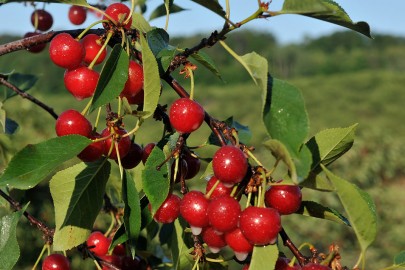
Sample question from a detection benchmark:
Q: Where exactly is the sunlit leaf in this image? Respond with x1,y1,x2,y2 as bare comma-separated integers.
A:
191,51,222,80
297,201,350,225
132,13,153,33
323,165,377,253
0,204,27,270
249,244,278,270
147,28,170,56
140,34,161,119
149,3,186,20
90,44,129,112
0,135,91,190
275,0,372,38
171,218,194,270
51,159,111,251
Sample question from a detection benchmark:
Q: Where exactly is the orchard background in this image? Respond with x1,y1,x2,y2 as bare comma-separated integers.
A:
0,1,405,270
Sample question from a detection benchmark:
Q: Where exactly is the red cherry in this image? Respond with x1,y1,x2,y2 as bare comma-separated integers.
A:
103,3,132,29
68,6,87,25
101,127,131,160
120,60,144,99
202,226,226,253
153,193,181,223
205,176,233,199
171,159,188,183
265,184,302,215
119,142,143,169
99,254,122,270
242,264,250,270
224,228,253,261
64,66,99,100
31,9,53,31
78,132,105,162
275,257,302,270
183,151,201,179
239,206,281,246
126,90,144,105
179,191,209,235
81,34,107,66
112,243,126,256
212,145,248,186
42,254,70,270
302,263,331,270
86,231,111,256
121,256,141,270
141,142,155,164
24,32,46,53
49,33,85,70
207,196,241,233
55,109,92,137
169,98,205,134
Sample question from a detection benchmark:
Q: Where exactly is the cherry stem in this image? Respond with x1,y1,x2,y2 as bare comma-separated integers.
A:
0,189,54,244
205,179,221,199
0,76,58,120
32,244,48,270
279,228,309,266
76,19,107,40
188,66,195,100
89,30,114,70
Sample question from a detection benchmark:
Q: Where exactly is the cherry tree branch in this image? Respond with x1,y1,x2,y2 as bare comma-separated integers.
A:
0,76,58,120
0,189,54,244
279,227,309,266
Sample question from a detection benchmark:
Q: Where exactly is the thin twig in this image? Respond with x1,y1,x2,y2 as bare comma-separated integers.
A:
279,227,309,266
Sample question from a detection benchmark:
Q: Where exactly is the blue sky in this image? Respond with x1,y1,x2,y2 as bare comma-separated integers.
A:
0,0,404,44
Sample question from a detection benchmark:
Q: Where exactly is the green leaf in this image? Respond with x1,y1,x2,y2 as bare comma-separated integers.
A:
394,250,405,266
190,0,226,18
0,204,27,270
150,3,186,20
142,142,169,215
249,244,278,270
263,139,296,182
276,0,372,38
157,48,177,74
132,13,153,33
122,170,141,257
0,73,38,100
306,124,357,171
139,34,161,119
147,28,170,57
0,135,91,190
297,201,350,226
208,116,252,146
323,165,377,253
50,159,111,251
191,51,222,80
171,218,194,270
90,44,129,112
301,174,334,191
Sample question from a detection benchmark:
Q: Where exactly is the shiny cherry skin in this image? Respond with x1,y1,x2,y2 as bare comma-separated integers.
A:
202,226,226,253
224,227,253,261
119,142,143,169
239,206,281,246
275,257,302,270
49,33,85,70
205,176,233,199
120,60,144,99
169,98,205,134
179,191,209,235
78,132,105,162
101,127,131,160
24,32,46,53
68,6,87,25
302,263,331,270
81,34,106,65
55,109,92,137
42,254,70,270
31,9,53,31
153,193,181,223
103,3,132,30
86,231,111,256
212,145,248,186
265,184,302,215
141,142,155,164
207,195,241,233
64,66,99,100
183,151,201,179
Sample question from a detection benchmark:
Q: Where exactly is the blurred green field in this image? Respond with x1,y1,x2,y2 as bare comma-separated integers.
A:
1,31,405,269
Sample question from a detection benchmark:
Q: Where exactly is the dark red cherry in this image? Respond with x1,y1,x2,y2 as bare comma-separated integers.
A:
141,142,155,164
49,33,85,70
86,231,111,256
202,226,226,253
212,145,248,186
55,109,92,137
239,206,281,246
179,191,209,235
81,34,107,65
64,66,99,100
207,196,241,233
68,6,87,25
42,254,70,270
153,193,181,223
120,60,144,100
265,184,302,215
24,32,46,53
224,228,253,261
183,151,201,179
119,142,143,169
169,98,205,134
103,3,132,29
275,257,302,270
101,127,131,160
31,9,53,31
302,263,331,270
78,132,105,162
